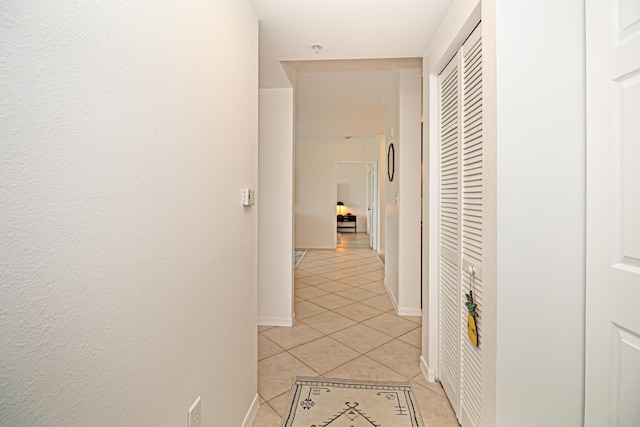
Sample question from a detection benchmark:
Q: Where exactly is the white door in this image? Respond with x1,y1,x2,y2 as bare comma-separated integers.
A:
459,25,482,427
437,22,483,426
585,2,640,426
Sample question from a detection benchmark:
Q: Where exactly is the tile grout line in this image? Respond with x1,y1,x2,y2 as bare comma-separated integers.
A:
256,234,447,426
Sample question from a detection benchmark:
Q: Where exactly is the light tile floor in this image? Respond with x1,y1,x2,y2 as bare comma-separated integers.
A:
253,233,459,426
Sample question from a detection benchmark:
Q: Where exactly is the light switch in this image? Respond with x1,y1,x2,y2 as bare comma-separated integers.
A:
242,188,255,206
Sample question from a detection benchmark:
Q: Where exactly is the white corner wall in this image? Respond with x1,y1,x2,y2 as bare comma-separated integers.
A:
384,71,401,304
0,1,259,426
493,1,585,425
295,139,379,249
378,135,387,254
397,67,423,316
384,68,422,316
258,88,295,326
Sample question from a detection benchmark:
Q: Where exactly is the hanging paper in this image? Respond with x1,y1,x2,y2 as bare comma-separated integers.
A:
465,268,479,347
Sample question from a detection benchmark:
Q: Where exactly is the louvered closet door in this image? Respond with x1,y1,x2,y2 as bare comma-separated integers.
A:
438,52,462,416
460,23,483,427
438,22,483,427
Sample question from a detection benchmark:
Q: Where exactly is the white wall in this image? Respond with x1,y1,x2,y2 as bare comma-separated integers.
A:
295,69,389,139
258,88,295,326
378,136,387,253
422,0,585,426
0,1,259,426
397,68,423,316
492,1,585,425
295,139,379,248
337,163,368,233
384,71,401,303
383,68,422,316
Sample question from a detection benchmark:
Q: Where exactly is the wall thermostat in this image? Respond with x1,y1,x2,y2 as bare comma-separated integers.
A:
242,188,255,206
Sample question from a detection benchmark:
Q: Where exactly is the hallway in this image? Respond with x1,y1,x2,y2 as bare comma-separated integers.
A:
253,234,458,426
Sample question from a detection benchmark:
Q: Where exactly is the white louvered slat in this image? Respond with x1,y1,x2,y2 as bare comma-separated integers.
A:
460,24,483,427
438,54,461,414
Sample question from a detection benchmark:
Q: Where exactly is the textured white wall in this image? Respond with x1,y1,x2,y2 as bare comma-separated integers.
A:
378,136,387,253
493,1,585,425
0,1,259,426
295,140,379,248
384,71,401,307
382,68,422,316
258,88,295,326
295,69,389,140
397,68,423,315
337,163,369,233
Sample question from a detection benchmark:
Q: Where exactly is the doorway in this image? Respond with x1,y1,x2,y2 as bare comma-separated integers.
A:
336,161,379,251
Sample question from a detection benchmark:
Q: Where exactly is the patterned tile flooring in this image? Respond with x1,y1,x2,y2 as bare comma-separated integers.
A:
252,234,459,426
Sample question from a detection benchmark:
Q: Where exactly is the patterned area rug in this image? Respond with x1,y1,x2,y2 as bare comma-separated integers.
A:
281,377,424,427
294,250,307,269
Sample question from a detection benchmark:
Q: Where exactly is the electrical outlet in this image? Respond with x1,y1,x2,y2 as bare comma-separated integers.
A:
188,396,201,427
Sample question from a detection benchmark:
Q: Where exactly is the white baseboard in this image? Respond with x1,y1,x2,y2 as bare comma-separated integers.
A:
420,355,436,382
384,279,400,314
397,307,422,316
297,243,335,250
384,279,423,317
241,393,260,427
258,315,293,327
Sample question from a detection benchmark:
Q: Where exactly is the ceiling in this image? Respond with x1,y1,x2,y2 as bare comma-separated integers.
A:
250,0,454,88
250,0,454,139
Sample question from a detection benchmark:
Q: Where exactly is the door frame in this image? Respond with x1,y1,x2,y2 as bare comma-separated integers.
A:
424,8,482,383
335,161,379,250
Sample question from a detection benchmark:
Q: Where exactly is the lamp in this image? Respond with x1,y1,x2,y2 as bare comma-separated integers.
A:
337,201,344,215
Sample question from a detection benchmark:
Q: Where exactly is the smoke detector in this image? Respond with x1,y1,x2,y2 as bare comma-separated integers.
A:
311,44,323,54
